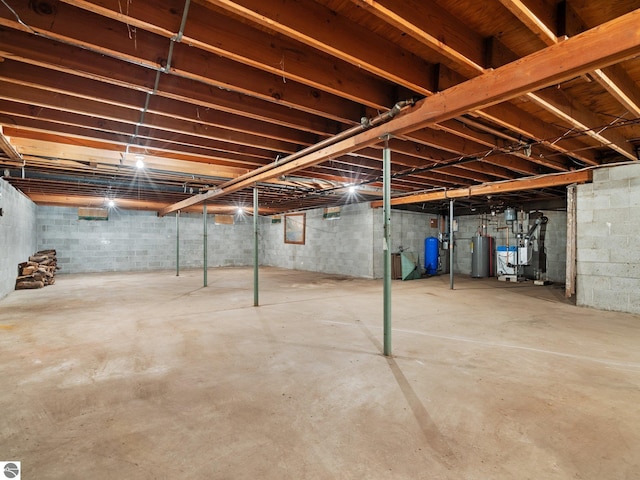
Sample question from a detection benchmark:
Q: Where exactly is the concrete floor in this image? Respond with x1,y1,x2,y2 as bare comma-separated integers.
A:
1,267,639,479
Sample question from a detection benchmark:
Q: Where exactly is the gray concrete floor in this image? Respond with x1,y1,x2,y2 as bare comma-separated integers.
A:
1,267,639,479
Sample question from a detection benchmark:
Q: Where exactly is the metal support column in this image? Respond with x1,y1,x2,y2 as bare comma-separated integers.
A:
203,201,208,287
449,199,454,290
176,210,180,277
383,136,392,357
253,186,259,306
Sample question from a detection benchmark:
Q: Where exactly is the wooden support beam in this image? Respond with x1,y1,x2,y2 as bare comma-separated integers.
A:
0,126,22,160
159,9,640,215
495,2,637,161
369,169,593,208
25,192,279,214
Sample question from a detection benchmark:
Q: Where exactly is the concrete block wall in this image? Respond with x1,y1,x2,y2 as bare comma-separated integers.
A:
260,203,375,278
261,204,435,279
540,210,567,283
372,209,439,278
36,207,254,274
576,163,640,314
0,180,37,300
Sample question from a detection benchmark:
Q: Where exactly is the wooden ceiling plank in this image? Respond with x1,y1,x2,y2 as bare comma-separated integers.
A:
65,0,397,109
403,128,490,158
0,60,324,146
476,103,598,166
12,138,249,179
0,28,159,92
0,59,148,109
0,57,341,137
591,65,640,119
159,9,640,215
454,161,514,180
182,2,396,109
483,155,544,175
0,84,303,154
2,125,271,170
497,0,559,46
0,99,135,137
5,0,374,122
0,81,141,124
158,75,346,135
199,0,437,96
0,26,363,125
0,2,168,70
527,89,637,161
335,2,602,172
494,3,637,161
145,96,320,145
437,63,598,167
348,0,486,77
60,0,185,38
1,120,278,166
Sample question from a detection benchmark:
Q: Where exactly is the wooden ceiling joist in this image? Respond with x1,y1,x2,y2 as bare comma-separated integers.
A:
369,169,593,208
159,8,640,216
1,2,638,214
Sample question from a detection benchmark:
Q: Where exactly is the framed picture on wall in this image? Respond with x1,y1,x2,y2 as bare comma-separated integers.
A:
284,213,305,244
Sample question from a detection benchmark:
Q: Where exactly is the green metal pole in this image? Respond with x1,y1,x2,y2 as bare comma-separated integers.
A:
176,210,180,277
449,199,454,290
253,186,259,306
203,201,208,287
383,136,392,357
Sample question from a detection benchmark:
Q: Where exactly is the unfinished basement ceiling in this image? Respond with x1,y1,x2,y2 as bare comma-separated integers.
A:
0,0,639,216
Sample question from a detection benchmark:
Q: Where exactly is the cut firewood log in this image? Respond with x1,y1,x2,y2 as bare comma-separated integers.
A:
15,280,45,290
21,266,37,276
16,250,58,290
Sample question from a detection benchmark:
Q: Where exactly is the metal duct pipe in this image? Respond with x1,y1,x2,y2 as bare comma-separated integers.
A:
221,99,415,191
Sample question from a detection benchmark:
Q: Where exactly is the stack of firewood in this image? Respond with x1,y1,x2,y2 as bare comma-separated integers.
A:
15,249,58,290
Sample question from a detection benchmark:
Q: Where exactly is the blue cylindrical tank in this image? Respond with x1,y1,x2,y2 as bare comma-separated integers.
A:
424,237,439,275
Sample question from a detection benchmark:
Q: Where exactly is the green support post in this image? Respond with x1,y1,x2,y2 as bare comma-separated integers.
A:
449,199,454,290
203,201,208,287
253,186,259,306
383,136,392,357
176,210,180,277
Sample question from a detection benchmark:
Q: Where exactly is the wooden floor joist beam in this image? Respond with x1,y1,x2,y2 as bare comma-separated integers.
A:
159,9,640,216
369,169,593,208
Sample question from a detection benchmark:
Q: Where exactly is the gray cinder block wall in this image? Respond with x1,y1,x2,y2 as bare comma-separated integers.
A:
261,204,437,279
0,180,38,299
372,209,439,278
576,163,640,314
36,207,254,274
261,203,375,278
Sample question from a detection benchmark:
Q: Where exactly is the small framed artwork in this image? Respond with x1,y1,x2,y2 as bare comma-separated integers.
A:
284,213,306,244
